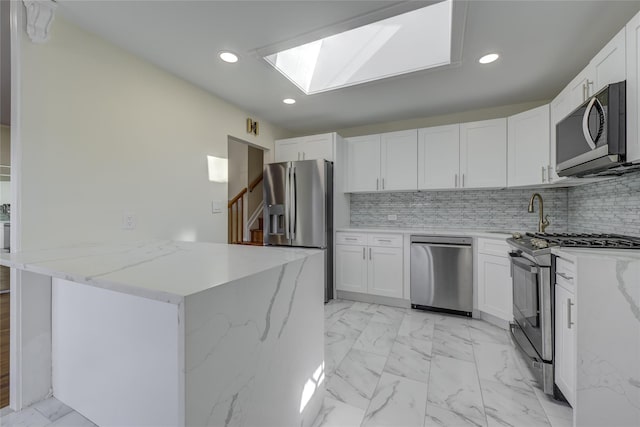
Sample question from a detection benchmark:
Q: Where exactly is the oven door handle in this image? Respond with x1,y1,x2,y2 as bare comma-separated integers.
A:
510,254,538,273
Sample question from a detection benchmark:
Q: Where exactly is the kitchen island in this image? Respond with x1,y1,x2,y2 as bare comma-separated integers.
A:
0,240,325,427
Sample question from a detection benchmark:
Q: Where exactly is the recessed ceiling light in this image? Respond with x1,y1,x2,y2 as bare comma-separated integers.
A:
219,51,238,63
283,98,296,105
479,53,499,64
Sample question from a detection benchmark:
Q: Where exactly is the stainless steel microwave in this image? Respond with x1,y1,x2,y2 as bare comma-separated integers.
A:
556,81,626,177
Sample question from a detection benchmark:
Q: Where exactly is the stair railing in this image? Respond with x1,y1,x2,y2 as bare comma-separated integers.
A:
228,188,247,244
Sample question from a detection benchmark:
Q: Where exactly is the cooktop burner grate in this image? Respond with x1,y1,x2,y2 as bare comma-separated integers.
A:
524,232,640,249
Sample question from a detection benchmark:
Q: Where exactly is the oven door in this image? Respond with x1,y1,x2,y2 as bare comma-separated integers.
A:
509,252,552,361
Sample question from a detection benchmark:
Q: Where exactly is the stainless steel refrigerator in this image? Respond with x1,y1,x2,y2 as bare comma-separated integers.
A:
263,159,333,302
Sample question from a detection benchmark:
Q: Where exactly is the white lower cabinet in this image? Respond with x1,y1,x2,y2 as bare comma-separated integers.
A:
368,246,403,298
476,237,513,322
335,244,367,293
555,279,576,407
335,232,403,299
477,253,513,321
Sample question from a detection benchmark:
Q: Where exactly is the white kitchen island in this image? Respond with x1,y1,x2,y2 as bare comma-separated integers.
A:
0,240,325,427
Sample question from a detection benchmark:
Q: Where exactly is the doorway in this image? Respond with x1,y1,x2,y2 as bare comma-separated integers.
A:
227,137,265,245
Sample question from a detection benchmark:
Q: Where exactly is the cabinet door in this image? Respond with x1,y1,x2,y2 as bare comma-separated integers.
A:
627,12,640,163
301,133,334,161
592,28,626,93
345,135,381,192
274,138,302,162
335,245,367,293
380,130,418,191
567,66,593,113
507,105,550,187
549,90,571,183
460,118,507,188
477,253,513,321
555,284,576,407
367,246,403,299
418,124,460,190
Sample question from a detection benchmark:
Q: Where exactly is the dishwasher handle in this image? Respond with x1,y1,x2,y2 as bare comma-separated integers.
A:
412,243,471,249
410,235,472,246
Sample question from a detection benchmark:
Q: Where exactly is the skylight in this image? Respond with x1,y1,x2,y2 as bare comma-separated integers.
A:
264,1,453,95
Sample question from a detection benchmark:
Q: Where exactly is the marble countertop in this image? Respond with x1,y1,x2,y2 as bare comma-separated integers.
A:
336,227,513,240
0,240,321,303
551,246,640,261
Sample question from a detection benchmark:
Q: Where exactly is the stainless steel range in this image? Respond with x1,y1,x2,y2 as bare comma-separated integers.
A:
507,232,640,397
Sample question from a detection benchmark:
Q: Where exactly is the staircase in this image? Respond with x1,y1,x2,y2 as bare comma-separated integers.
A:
228,173,264,246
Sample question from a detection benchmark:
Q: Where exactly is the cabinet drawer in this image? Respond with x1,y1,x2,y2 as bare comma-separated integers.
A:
556,257,576,278
336,232,367,245
368,234,403,248
477,238,510,257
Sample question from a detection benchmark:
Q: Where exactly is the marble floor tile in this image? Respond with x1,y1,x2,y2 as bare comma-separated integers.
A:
473,341,531,392
481,379,550,427
368,305,405,326
326,348,387,410
532,387,573,422
311,397,365,427
383,335,432,383
468,320,510,345
427,355,486,427
325,300,354,329
432,323,475,362
352,321,399,357
425,404,488,427
432,312,471,328
361,372,428,427
47,411,97,426
350,302,378,313
334,309,374,337
31,397,74,422
325,327,358,377
397,311,436,341
547,415,573,427
0,407,51,427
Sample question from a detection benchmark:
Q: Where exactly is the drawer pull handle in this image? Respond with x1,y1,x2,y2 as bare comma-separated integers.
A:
557,272,573,281
345,237,358,241
377,239,392,243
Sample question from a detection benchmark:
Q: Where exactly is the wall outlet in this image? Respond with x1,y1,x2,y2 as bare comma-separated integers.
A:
387,214,397,221
211,201,224,214
122,212,136,230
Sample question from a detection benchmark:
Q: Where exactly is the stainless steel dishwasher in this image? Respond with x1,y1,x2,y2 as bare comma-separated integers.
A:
410,235,473,317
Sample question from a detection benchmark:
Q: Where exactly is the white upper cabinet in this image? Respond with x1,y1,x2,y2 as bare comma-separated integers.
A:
345,131,417,192
418,124,460,190
549,89,572,183
565,27,627,114
591,28,626,93
507,105,550,187
460,118,507,189
627,11,640,163
274,137,303,162
345,134,381,192
274,133,334,162
380,130,418,191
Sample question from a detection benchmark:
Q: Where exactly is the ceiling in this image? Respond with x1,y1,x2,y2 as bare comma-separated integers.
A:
49,1,640,133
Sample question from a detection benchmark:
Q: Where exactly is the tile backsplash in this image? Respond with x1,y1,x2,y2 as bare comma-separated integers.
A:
568,171,640,237
350,188,569,232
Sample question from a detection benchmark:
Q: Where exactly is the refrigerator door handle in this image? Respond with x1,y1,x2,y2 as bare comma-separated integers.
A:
285,163,290,240
291,166,297,239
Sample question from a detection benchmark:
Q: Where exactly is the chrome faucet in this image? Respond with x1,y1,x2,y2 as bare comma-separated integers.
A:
528,193,550,233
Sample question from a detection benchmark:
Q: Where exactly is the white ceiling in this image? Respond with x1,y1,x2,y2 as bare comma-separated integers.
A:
49,1,640,133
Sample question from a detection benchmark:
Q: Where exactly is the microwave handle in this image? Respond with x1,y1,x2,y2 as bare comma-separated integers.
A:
582,96,605,150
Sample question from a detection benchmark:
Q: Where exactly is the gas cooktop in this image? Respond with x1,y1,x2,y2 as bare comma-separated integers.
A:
508,232,640,254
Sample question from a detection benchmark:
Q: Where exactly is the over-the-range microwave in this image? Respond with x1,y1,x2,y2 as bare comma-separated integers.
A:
556,81,635,177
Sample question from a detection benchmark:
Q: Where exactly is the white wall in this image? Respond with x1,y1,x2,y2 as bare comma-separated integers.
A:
18,17,289,249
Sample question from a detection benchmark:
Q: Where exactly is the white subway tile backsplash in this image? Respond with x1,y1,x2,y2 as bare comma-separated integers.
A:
350,171,640,237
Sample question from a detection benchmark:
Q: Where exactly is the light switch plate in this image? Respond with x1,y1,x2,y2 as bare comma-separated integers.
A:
387,214,397,221
122,212,136,230
211,201,224,214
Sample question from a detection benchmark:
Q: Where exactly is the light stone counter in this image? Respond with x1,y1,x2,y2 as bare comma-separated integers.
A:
4,240,325,427
553,247,640,426
336,226,513,240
